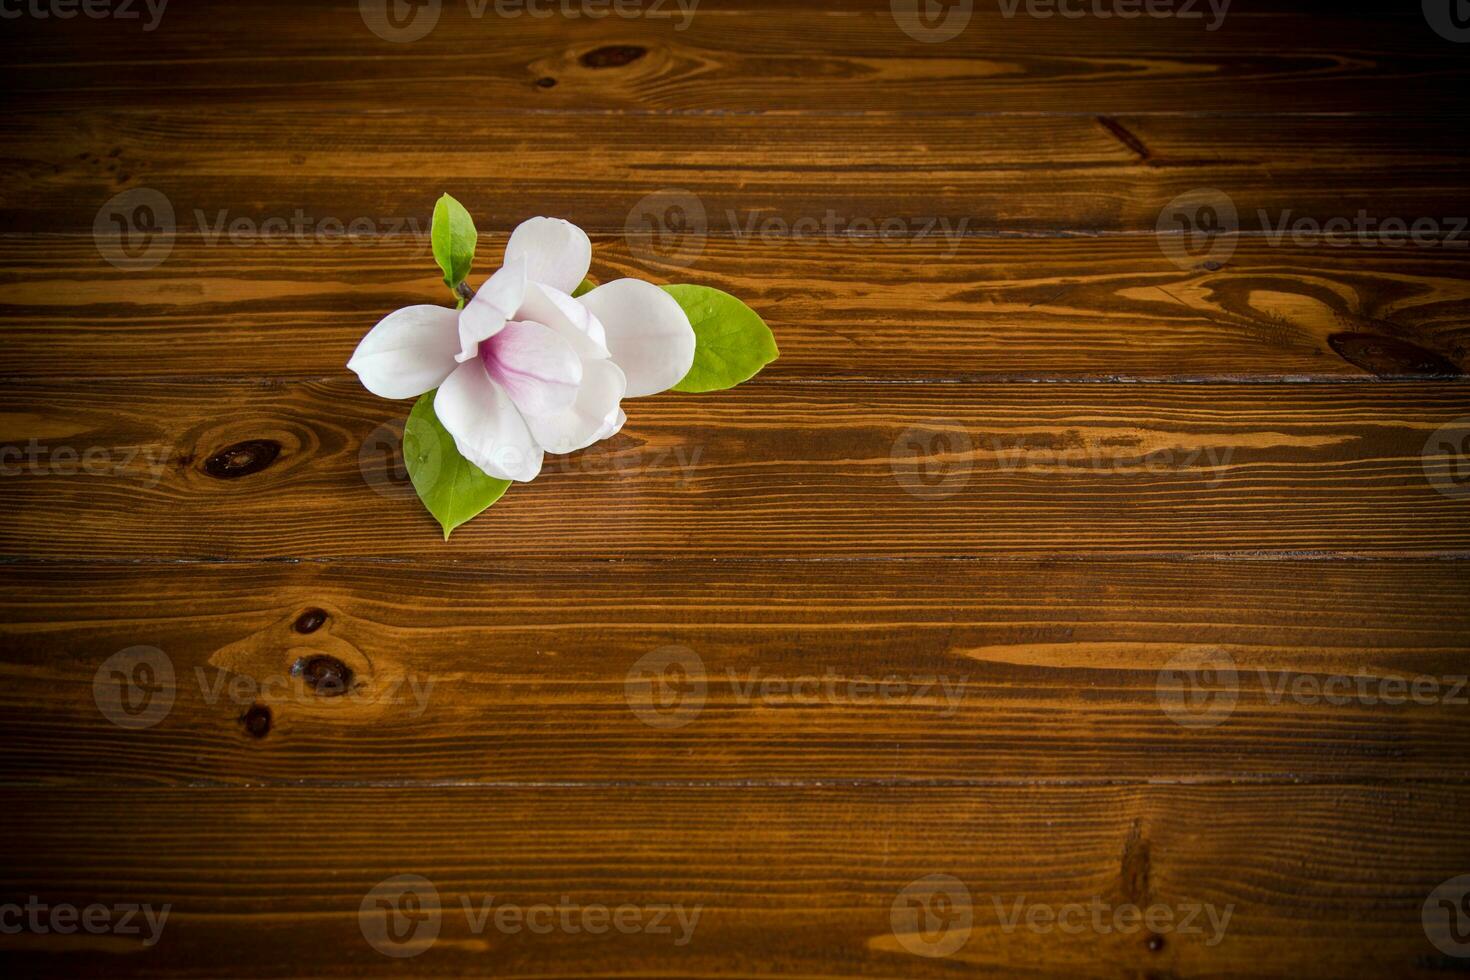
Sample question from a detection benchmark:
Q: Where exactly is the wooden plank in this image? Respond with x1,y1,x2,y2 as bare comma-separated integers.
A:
1,559,1468,786
4,236,1469,382
0,784,1466,976
4,5,1467,980
2,380,1469,560
2,1,1465,114
5,110,1469,233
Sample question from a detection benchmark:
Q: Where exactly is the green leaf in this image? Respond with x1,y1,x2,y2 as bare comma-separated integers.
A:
403,391,510,539
431,194,478,294
572,278,597,298
662,284,779,393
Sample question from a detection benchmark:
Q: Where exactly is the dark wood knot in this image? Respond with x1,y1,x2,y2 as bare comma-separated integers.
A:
1327,333,1462,379
580,45,646,69
293,608,328,634
296,655,353,697
203,439,281,479
534,76,558,88
241,703,272,739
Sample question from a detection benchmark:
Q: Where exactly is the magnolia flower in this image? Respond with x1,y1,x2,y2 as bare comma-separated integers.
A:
348,217,696,482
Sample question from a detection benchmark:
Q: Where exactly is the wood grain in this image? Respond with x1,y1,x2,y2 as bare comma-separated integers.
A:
5,110,1469,233
1,559,1467,786
3,3,1469,977
3,0,1466,114
1,784,1466,977
2,380,1468,560
4,236,1469,382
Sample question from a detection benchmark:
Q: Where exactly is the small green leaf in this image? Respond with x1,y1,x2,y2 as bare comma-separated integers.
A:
431,194,478,294
572,278,597,298
662,284,779,393
403,391,510,539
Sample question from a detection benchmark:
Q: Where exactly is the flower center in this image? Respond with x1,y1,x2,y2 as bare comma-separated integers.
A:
474,320,583,418
477,330,510,380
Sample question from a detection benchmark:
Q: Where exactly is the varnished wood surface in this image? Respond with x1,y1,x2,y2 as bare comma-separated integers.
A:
3,0,1465,114
4,784,1469,978
3,237,1468,382
6,112,1470,233
3,380,1469,559
1,0,1469,976
1,559,1468,786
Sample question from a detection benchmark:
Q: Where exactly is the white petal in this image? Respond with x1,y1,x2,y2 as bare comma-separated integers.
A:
577,278,696,397
601,408,628,442
522,358,627,455
485,319,583,417
585,406,627,447
434,361,543,483
457,258,526,363
517,281,610,361
504,217,592,295
347,304,461,399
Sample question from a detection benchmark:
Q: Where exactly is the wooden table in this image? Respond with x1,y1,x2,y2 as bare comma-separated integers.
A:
3,1,1469,976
